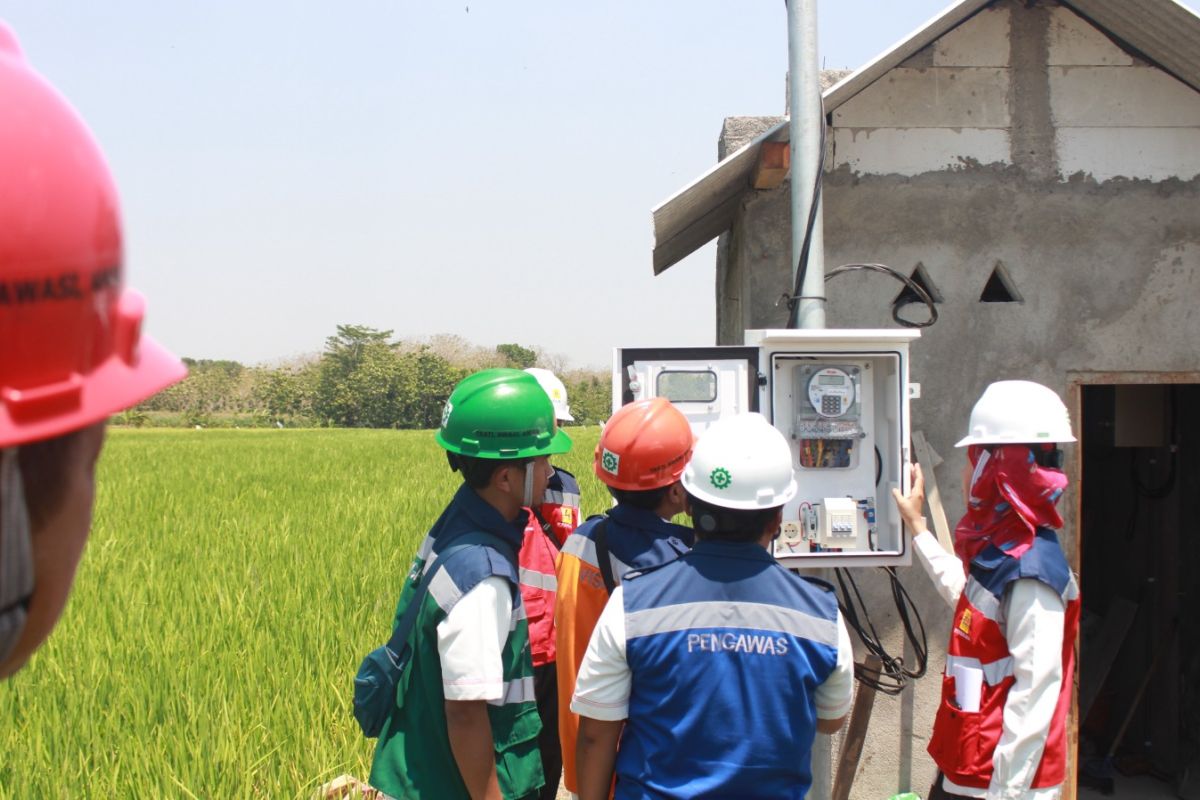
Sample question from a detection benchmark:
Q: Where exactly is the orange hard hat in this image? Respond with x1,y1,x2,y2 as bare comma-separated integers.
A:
0,24,185,448
594,398,694,491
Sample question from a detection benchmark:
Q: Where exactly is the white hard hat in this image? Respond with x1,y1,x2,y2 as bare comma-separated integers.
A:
955,380,1076,447
682,412,797,510
524,367,574,422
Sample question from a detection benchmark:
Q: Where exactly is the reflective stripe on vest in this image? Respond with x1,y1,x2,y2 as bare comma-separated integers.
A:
561,531,630,583
519,566,557,592
544,489,581,507
488,675,537,707
945,653,1015,686
625,600,839,649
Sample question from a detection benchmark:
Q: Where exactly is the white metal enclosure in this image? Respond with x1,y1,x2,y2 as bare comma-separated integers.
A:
613,329,918,568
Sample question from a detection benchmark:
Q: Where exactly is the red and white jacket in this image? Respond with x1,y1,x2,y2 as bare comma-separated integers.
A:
927,529,1080,795
518,466,580,667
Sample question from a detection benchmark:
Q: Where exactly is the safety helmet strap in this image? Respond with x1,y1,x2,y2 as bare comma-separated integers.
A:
522,461,536,508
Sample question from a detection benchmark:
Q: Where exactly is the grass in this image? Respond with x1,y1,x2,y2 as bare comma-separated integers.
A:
0,425,606,798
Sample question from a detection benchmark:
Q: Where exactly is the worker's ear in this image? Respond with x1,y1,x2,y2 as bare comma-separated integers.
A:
489,461,516,493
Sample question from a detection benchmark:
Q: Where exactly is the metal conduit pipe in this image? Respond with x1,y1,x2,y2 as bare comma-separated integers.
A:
787,0,826,330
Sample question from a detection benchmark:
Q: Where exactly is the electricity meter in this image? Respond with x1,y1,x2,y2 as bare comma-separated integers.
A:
793,363,864,470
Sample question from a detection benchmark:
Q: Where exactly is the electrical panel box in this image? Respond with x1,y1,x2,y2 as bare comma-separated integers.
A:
616,329,917,568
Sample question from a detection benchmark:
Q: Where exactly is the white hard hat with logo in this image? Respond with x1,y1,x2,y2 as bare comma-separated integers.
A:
524,368,574,422
955,380,1077,447
682,412,797,510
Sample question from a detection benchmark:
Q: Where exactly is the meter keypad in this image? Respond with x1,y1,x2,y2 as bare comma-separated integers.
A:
821,396,841,415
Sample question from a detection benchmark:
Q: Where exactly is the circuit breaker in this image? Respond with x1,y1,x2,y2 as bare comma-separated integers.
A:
615,328,917,568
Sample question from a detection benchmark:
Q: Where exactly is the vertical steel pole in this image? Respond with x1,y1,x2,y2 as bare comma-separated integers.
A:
787,0,826,330
789,10,831,798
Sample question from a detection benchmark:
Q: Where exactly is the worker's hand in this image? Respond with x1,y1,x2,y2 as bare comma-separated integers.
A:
891,462,928,536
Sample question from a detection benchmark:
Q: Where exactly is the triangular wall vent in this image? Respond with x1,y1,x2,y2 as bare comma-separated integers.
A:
979,261,1023,303
893,262,944,308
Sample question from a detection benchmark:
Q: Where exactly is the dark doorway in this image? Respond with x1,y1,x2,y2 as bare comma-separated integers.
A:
1077,384,1200,798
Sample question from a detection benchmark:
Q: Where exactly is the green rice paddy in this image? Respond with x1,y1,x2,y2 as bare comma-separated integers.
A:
0,426,606,798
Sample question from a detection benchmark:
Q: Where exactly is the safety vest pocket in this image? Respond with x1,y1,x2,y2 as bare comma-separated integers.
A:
492,703,545,800
928,675,989,782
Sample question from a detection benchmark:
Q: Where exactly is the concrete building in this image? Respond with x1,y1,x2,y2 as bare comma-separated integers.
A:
653,1,1200,797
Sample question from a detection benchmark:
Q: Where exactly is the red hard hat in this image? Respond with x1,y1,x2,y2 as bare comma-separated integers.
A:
0,24,185,448
594,398,694,491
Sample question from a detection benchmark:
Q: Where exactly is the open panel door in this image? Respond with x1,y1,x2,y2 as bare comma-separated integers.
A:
614,347,760,435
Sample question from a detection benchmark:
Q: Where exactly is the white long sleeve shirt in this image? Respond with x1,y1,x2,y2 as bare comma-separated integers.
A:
913,531,1065,800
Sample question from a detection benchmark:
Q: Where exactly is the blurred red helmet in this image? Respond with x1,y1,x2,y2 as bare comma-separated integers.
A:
0,23,185,447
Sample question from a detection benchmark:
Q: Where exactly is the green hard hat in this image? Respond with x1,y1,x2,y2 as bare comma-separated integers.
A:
436,368,573,459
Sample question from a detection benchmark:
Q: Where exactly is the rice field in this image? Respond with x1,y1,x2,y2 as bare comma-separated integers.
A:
0,426,607,798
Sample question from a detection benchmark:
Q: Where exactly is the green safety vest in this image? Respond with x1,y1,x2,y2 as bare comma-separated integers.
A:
368,536,544,800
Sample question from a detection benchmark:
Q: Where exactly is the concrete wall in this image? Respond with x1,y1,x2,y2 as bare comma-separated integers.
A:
714,1,1200,797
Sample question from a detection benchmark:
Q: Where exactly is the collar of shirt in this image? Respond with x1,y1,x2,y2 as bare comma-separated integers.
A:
442,482,529,550
689,539,773,564
608,502,695,547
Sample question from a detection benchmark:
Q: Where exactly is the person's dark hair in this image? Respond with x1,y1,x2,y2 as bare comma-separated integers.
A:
447,452,530,489
687,493,780,543
17,429,85,529
608,484,672,512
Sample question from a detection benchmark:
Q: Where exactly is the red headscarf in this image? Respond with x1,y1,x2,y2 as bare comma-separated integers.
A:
953,444,1067,565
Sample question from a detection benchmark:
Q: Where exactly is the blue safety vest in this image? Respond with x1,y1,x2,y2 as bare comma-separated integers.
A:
617,540,840,800
561,503,694,585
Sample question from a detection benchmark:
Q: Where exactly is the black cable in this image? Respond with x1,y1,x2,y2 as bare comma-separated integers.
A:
786,114,827,321
777,100,939,329
824,263,939,328
835,566,928,694
874,446,883,488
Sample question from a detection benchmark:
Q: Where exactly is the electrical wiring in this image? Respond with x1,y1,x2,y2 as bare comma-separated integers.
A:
825,263,939,328
784,113,827,322
779,101,939,329
834,566,928,694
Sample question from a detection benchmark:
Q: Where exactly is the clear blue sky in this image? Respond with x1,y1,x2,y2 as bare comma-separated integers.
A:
2,2,1009,367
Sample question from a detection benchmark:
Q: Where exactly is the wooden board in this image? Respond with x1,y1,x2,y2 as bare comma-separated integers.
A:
752,141,791,189
911,430,954,553
832,655,883,800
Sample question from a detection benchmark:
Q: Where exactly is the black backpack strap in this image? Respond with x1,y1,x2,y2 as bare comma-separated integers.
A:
593,518,617,595
530,505,557,543
385,531,508,656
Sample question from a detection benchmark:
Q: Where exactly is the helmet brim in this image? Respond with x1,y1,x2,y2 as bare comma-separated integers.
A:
0,335,187,448
955,432,1078,448
545,427,573,455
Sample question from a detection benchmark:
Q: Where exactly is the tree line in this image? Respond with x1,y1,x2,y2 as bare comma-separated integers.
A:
128,325,611,429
